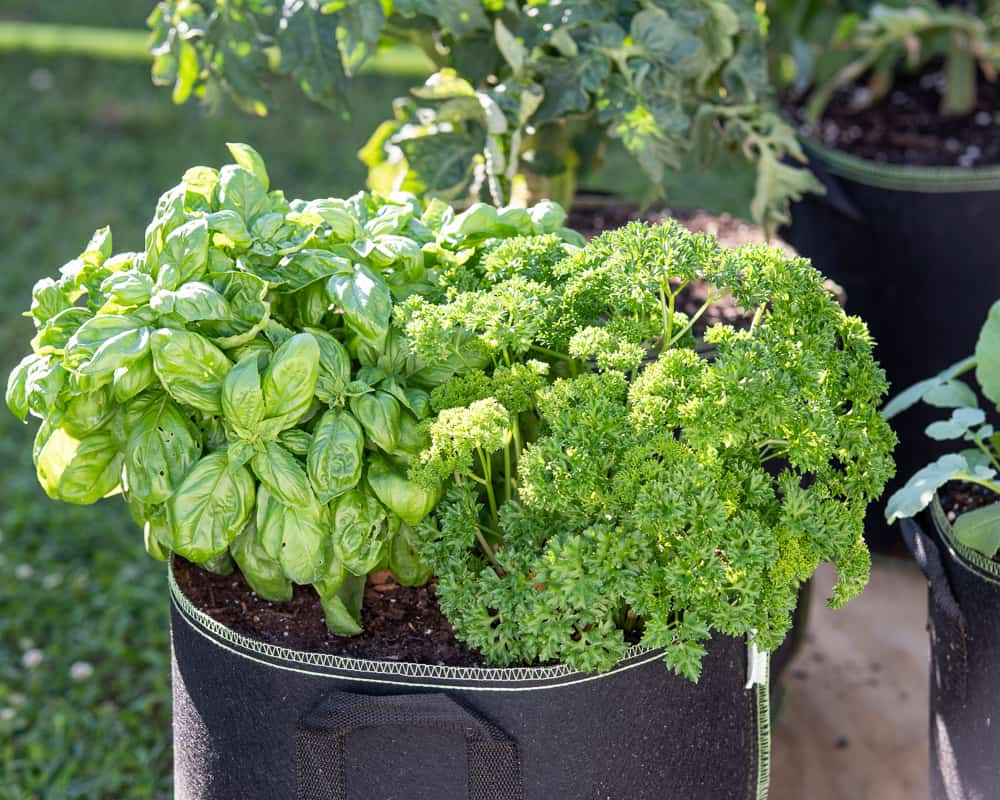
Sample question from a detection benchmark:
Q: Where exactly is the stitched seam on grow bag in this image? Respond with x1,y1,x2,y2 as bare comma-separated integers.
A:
172,597,672,692
932,495,1000,585
169,564,668,688
755,653,771,800
802,138,1000,193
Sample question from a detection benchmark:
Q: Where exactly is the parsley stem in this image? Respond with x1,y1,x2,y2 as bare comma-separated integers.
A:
474,527,505,576
503,436,513,503
477,447,500,529
750,304,766,333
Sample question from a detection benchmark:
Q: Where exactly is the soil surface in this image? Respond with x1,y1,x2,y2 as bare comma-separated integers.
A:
173,557,488,666
787,62,1000,167
174,207,788,664
938,481,1000,562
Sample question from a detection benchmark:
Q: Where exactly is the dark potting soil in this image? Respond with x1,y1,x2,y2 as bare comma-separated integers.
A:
786,62,1000,168
173,557,489,666
173,208,787,665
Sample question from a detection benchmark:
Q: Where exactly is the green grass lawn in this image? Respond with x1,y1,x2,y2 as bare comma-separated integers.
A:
0,8,757,798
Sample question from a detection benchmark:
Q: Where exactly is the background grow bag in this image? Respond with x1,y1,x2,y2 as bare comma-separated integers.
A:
902,497,1000,799
169,566,772,800
781,140,1000,548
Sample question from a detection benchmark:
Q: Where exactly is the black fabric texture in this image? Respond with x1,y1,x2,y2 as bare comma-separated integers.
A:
170,598,762,800
904,514,1000,799
781,158,1000,550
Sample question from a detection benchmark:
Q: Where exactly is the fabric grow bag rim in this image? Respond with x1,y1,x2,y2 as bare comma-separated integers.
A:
931,494,1000,585
169,560,666,688
801,137,1000,194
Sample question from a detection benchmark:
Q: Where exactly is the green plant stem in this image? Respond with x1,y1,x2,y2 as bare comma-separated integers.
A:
749,304,766,334
660,284,675,345
503,436,513,503
476,447,499,529
668,290,728,347
971,436,1000,474
473,526,505,575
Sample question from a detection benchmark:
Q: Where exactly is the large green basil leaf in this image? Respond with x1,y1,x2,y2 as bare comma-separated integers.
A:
151,281,232,321
75,326,151,383
25,358,67,420
367,455,441,525
36,426,123,505
226,142,270,192
327,262,391,347
6,354,36,421
278,428,312,456
168,451,255,562
307,327,351,404
230,520,293,602
113,355,156,403
297,198,361,240
260,332,320,433
389,522,433,586
252,440,313,507
349,390,400,453
63,315,145,371
160,218,210,286
308,409,364,503
124,393,202,504
269,250,352,290
30,277,72,324
364,235,424,280
255,484,327,584
206,209,253,249
330,486,392,576
222,353,265,439
219,164,270,224
102,271,154,307
63,385,115,438
291,279,329,328
151,328,232,414
314,572,364,636
33,307,93,356
132,498,172,562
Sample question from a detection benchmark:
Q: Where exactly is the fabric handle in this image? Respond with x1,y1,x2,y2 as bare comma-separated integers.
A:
900,519,968,703
296,691,523,800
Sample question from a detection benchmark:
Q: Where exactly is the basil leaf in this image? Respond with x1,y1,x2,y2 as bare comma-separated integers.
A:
255,483,327,584
75,326,152,382
252,441,313,507
315,573,365,636
367,455,441,525
151,328,232,414
307,327,352,404
151,282,232,322
168,451,255,562
231,520,293,602
63,385,115,438
7,354,36,422
36,426,123,505
34,308,93,356
30,277,71,324
160,218,210,285
260,332,320,433
226,142,270,192
124,393,202,505
308,409,364,503
113,355,157,403
330,486,392,575
389,522,433,586
327,262,391,347
350,390,401,454
221,353,265,439
63,315,145,371
102,271,154,307
219,164,270,224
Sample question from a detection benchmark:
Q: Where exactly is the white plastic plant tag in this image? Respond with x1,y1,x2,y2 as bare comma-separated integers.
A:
745,638,769,689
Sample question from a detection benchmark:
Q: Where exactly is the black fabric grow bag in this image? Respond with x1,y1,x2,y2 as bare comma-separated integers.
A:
782,141,1000,548
902,497,1000,799
169,566,772,800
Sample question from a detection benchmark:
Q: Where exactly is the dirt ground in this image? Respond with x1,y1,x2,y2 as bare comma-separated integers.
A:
769,559,930,799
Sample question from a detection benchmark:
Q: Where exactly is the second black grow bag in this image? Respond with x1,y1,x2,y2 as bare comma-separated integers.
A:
902,497,1000,800
169,565,772,800
782,141,1000,548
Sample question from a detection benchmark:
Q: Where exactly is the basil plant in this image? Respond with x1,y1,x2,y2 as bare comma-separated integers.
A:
5,143,578,636
885,301,1000,556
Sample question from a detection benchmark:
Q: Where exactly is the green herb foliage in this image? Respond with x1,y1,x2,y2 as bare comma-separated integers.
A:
885,299,1000,556
148,0,821,232
406,221,895,680
5,142,575,636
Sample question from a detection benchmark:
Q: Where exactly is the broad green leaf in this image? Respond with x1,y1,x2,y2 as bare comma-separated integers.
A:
151,282,232,321
367,455,441,525
231,520,292,602
124,393,202,505
923,380,978,410
495,19,527,74
6,354,36,421
225,143,270,192
278,0,347,108
151,328,232,414
885,454,980,523
882,355,977,420
389,522,433,586
102,271,154,307
113,356,157,403
261,332,320,433
953,502,1000,559
160,218,210,285
255,483,327,584
925,407,986,440
327,263,391,347
252,440,314,507
62,385,115,438
306,327,352,404
308,409,364,503
336,1,385,75
350,390,401,453
30,277,71,324
219,164,270,223
75,327,151,381
278,428,312,455
63,315,145,371
976,299,1000,408
330,486,392,575
34,308,93,356
315,573,365,635
273,249,353,290
168,451,256,561
36,426,123,505
222,354,266,438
